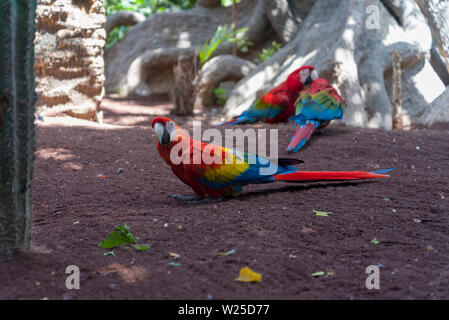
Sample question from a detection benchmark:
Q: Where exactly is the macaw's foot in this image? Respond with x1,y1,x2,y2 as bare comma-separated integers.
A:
169,194,196,201
185,197,225,205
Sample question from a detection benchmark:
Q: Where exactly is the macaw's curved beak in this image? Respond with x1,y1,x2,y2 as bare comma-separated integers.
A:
304,75,313,85
160,129,170,145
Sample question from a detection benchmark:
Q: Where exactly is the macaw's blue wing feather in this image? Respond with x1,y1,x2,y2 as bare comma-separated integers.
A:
218,99,284,126
244,99,283,121
291,90,345,122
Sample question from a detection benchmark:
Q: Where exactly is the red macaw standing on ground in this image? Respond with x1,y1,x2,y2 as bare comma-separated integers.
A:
218,66,316,126
287,66,347,153
151,117,390,203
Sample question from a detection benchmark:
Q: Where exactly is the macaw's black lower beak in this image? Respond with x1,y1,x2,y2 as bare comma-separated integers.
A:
160,129,171,145
305,76,313,85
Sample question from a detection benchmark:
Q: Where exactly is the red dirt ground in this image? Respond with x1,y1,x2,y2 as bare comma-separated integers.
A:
1,95,449,300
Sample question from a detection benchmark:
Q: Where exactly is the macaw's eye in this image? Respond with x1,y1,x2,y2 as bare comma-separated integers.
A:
166,121,175,131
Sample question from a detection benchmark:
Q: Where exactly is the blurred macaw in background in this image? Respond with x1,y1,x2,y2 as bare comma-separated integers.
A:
218,66,317,126
286,66,346,153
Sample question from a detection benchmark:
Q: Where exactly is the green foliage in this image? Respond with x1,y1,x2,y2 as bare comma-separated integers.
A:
257,41,282,63
105,0,197,49
199,25,248,66
213,87,228,105
227,34,252,53
220,0,242,7
99,224,149,251
106,25,131,51
105,0,196,16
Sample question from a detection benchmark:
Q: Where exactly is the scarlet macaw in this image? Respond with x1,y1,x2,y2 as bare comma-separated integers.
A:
151,117,389,202
287,66,346,153
218,66,316,126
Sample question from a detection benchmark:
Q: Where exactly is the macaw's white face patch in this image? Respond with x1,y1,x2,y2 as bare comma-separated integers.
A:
153,122,165,143
300,68,311,84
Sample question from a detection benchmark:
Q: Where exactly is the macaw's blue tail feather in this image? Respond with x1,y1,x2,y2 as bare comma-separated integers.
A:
216,115,256,126
286,120,320,153
372,168,396,174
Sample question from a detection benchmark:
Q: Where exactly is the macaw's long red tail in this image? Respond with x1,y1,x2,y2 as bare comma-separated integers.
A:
273,170,390,182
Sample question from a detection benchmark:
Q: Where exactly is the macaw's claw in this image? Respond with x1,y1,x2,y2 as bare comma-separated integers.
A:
185,197,225,205
169,194,196,201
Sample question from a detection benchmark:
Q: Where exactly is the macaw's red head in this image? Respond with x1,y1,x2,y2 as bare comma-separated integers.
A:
286,65,319,92
151,116,187,148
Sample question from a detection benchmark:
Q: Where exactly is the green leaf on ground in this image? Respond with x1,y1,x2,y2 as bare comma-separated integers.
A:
371,238,380,244
311,271,334,277
132,244,150,251
313,210,333,217
104,250,115,256
99,224,149,252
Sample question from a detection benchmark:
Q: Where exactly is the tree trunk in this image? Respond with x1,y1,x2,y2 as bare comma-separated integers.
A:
194,54,256,108
104,10,145,38
172,55,196,116
224,0,444,129
105,0,270,96
232,0,237,56
392,50,403,130
262,0,307,44
415,0,449,80
416,86,449,127
0,0,36,260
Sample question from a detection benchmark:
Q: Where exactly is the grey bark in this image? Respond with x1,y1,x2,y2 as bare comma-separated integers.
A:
194,55,256,108
381,0,446,124
416,86,449,126
104,10,145,38
381,0,449,85
415,0,449,84
262,0,303,44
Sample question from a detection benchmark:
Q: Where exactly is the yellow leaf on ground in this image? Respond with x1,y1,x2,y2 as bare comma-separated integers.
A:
235,267,262,283
168,251,180,258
